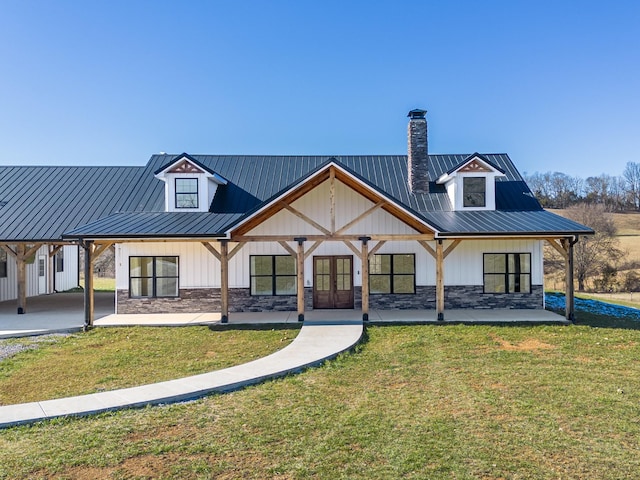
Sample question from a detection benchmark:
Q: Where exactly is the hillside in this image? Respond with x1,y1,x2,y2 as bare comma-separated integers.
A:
547,209,640,304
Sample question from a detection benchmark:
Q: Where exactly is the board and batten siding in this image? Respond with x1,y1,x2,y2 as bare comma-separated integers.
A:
115,176,544,293
248,179,419,237
0,244,79,302
55,245,79,292
116,239,543,292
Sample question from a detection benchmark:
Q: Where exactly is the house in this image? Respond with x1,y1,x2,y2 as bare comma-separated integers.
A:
1,109,593,323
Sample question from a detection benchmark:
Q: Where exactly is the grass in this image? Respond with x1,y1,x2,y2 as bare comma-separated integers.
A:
0,326,297,405
1,317,640,479
75,277,116,292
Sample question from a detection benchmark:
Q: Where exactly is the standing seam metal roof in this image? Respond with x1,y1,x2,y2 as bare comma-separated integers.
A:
2,154,592,241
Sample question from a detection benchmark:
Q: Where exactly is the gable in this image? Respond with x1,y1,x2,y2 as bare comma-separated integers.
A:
245,177,420,237
458,159,493,173
229,162,436,239
167,159,206,174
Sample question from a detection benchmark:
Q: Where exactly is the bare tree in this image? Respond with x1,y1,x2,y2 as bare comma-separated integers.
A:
623,162,640,210
561,204,624,291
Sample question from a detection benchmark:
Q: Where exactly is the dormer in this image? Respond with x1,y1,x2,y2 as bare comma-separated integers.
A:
436,154,506,211
154,153,228,212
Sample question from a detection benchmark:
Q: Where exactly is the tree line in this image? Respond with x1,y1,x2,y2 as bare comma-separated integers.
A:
524,161,640,211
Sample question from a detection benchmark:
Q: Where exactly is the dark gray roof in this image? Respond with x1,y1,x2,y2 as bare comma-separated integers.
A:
64,212,241,239
0,166,164,242
146,153,540,215
422,210,594,236
2,153,592,242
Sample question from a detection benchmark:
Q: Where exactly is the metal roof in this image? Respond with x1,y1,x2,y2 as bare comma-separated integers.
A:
64,212,241,239
0,166,164,242
2,153,592,241
422,210,594,237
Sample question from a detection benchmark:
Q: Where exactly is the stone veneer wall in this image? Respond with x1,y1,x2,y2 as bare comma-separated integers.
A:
445,285,543,310
116,285,543,314
116,288,313,314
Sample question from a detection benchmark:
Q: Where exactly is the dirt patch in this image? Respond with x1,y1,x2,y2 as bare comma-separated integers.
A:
52,453,181,480
489,334,556,352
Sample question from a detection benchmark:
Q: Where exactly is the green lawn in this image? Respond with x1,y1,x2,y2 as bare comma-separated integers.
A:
0,326,297,405
1,319,639,479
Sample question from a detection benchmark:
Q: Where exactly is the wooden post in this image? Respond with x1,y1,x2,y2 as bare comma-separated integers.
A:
294,237,306,322
563,238,576,322
436,239,444,321
220,240,229,323
16,244,26,314
83,241,94,329
359,236,370,322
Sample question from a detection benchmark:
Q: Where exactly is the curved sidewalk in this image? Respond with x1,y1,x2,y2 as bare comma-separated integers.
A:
0,320,363,429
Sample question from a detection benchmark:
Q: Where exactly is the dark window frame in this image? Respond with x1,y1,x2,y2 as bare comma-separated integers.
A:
369,253,416,294
0,248,7,278
483,253,531,294
463,176,486,208
175,178,199,209
250,255,297,296
55,249,64,273
129,256,179,298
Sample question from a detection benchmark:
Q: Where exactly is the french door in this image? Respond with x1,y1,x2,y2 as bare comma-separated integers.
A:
313,256,354,309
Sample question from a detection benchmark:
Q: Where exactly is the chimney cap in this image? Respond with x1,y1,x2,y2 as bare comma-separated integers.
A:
408,109,427,119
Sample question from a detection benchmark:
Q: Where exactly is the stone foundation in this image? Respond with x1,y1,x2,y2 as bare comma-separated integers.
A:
445,285,543,310
116,288,313,314
116,285,543,314
366,286,437,310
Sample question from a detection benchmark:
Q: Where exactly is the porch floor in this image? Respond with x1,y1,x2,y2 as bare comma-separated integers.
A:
0,292,568,338
95,308,568,327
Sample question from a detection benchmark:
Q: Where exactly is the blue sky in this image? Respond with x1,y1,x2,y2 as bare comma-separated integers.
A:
1,1,638,178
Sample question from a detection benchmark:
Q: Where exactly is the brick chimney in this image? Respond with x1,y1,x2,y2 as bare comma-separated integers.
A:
407,109,429,193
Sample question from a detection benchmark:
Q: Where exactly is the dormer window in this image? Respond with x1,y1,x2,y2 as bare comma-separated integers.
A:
154,153,228,212
463,177,486,208
437,153,505,211
175,178,199,209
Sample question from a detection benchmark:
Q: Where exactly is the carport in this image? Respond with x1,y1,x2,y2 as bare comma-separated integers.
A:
0,292,114,338
0,163,164,318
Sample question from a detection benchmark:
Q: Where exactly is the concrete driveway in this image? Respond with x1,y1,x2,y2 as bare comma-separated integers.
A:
0,292,114,338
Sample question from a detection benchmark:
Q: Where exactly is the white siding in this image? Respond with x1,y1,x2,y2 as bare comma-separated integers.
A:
116,239,544,291
443,239,544,285
248,178,419,237
0,244,66,301
117,242,222,290
115,178,544,293
55,245,79,292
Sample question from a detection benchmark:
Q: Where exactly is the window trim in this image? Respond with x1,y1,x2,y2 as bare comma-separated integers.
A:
369,253,416,295
129,256,179,298
483,253,531,294
249,255,297,296
175,178,199,209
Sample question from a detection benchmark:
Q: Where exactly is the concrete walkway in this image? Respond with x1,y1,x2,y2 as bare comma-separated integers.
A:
0,319,363,429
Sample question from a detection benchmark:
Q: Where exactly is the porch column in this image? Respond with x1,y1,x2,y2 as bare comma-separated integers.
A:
83,241,94,329
16,244,26,314
294,237,306,322
359,236,370,322
220,240,229,324
563,237,576,322
436,239,444,321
